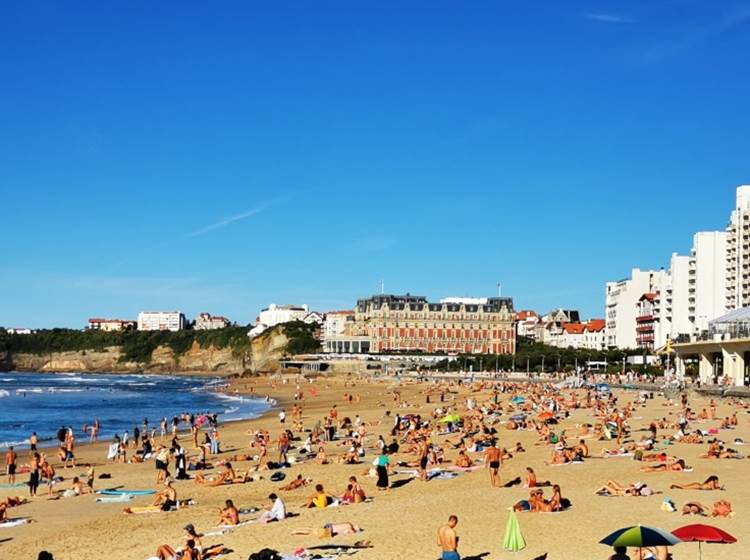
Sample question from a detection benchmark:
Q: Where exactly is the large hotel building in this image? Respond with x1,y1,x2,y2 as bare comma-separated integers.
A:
324,294,516,355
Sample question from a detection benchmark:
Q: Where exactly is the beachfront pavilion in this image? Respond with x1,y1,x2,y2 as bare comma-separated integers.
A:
673,307,750,386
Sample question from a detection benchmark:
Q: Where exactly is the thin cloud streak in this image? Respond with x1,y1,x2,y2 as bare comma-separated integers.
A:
188,204,269,237
584,13,634,24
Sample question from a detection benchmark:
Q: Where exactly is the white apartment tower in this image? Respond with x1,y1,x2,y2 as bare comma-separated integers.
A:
606,268,666,349
690,231,727,331
725,185,750,311
667,253,692,338
137,311,186,331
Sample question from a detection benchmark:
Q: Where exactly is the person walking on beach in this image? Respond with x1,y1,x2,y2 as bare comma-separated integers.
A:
437,515,460,560
4,446,17,485
484,442,502,487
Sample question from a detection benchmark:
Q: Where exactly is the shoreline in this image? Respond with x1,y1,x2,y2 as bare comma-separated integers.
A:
0,372,275,451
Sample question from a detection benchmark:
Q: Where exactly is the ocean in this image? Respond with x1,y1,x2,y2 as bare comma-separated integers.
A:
0,371,270,449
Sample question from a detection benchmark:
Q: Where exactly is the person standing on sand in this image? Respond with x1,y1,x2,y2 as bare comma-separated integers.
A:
484,443,502,487
28,452,40,497
418,438,429,481
4,446,17,485
437,515,460,560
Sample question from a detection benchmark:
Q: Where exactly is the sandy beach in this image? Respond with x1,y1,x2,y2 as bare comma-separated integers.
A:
2,373,748,560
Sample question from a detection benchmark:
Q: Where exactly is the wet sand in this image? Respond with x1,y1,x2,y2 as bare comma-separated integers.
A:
1,374,748,560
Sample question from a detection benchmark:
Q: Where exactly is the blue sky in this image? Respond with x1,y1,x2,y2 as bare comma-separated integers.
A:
1,1,749,328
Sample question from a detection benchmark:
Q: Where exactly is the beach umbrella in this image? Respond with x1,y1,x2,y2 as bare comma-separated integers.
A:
601,525,681,553
671,524,736,560
537,411,554,421
510,414,526,422
510,396,525,405
502,509,526,553
439,414,461,424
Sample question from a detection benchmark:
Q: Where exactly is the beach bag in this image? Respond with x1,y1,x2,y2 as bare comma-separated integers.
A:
270,471,286,482
661,497,676,512
633,450,643,461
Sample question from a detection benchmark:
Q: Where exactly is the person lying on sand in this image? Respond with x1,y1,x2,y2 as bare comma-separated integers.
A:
291,521,362,538
702,442,742,459
682,501,709,516
154,541,227,560
670,475,723,491
280,474,312,492
640,459,688,472
195,463,248,486
594,480,656,497
217,499,239,526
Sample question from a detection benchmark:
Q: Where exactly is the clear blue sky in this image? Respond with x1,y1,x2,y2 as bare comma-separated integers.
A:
2,1,749,328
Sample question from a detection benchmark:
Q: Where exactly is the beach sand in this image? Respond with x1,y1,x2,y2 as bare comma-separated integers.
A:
2,374,749,560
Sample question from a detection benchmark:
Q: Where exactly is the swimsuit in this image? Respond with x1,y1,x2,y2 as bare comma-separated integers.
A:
489,461,500,469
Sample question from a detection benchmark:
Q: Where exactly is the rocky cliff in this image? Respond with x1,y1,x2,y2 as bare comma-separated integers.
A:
2,327,290,376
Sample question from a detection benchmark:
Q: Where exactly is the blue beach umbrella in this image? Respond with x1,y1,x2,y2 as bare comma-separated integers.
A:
511,396,526,405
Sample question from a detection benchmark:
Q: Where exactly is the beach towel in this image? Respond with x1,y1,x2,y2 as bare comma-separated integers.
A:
123,506,163,514
427,469,459,480
603,453,633,458
0,482,27,488
0,519,30,528
447,465,484,472
550,461,584,467
219,519,256,529
99,489,155,496
107,442,119,460
96,494,134,503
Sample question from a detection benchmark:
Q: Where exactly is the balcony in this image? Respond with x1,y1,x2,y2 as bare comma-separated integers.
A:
636,314,654,322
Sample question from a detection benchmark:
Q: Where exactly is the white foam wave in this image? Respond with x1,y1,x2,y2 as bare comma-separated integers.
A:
0,439,30,448
0,389,10,398
15,388,43,393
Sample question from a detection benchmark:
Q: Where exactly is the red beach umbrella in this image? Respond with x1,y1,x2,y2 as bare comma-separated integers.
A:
671,524,737,559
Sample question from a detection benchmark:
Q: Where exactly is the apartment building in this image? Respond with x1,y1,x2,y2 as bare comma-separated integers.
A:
606,269,666,349
137,311,186,332
725,185,750,311
690,231,727,330
87,318,136,331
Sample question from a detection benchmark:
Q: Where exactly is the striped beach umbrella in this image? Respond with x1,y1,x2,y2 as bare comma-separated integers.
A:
601,525,681,548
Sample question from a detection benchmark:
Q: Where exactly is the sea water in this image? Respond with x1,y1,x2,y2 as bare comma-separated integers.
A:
0,372,269,449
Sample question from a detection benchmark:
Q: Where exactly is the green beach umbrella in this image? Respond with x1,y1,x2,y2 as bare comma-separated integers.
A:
600,525,681,555
502,509,526,553
439,413,461,423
